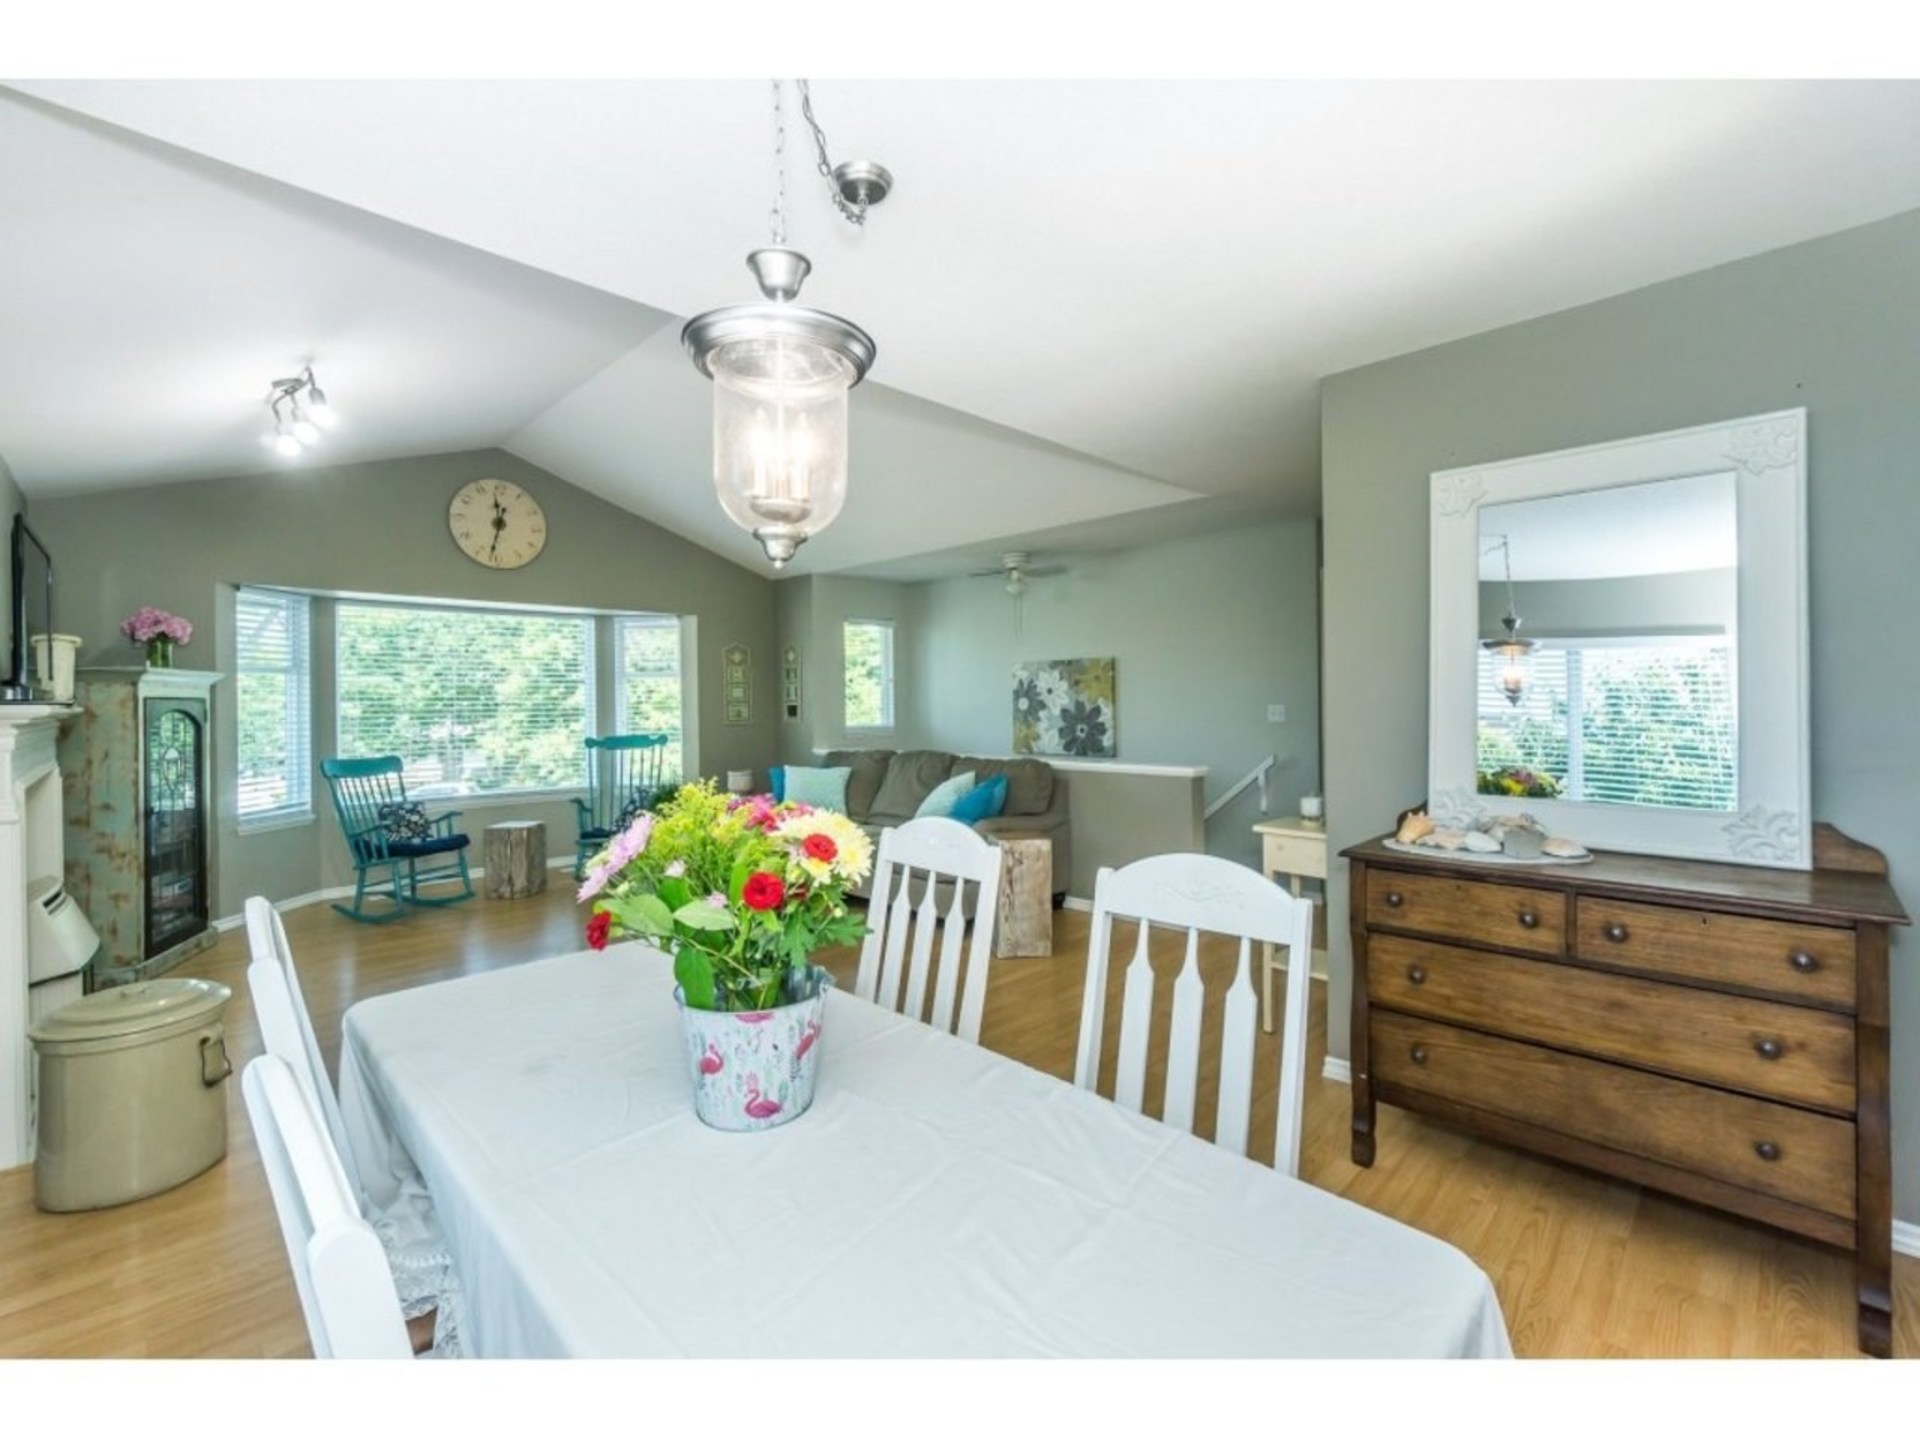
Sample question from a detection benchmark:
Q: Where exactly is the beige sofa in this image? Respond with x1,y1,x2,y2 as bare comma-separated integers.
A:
818,748,1070,905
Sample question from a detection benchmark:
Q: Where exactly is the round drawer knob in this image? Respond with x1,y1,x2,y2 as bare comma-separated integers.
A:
1754,1037,1785,1061
1384,891,1405,909
1754,1140,1781,1163
1407,964,1427,985
1788,951,1819,974
1604,921,1629,944
1410,1045,1429,1066
1518,910,1540,930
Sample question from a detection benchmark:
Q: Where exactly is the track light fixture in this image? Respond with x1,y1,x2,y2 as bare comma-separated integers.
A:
264,366,338,459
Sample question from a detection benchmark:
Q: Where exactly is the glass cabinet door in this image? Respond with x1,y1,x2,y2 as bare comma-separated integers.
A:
144,697,209,959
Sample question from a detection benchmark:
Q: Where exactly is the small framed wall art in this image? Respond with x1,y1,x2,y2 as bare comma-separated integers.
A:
781,645,802,720
723,643,752,726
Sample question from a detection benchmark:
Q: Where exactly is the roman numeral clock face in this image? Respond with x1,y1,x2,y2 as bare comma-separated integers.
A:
449,478,547,569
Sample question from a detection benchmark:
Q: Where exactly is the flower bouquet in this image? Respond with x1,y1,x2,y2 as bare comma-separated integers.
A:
578,781,873,1129
121,606,193,667
1476,765,1562,799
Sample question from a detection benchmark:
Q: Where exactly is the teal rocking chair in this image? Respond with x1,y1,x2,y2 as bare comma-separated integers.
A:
321,756,475,923
573,734,671,879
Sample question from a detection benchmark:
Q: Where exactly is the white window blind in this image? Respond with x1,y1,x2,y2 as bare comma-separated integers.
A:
844,619,894,729
1476,635,1737,812
235,588,313,822
615,615,685,781
335,601,594,797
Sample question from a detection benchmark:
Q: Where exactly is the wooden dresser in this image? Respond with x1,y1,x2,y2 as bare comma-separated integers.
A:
1343,828,1909,1356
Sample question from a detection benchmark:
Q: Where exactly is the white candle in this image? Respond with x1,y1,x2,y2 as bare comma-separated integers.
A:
1300,795,1324,821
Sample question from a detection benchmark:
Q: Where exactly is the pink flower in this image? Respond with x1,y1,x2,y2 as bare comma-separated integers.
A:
705,891,728,909
576,858,617,903
607,813,653,868
664,859,686,878
120,606,193,645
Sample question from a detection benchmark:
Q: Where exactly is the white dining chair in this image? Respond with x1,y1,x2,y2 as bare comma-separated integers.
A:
854,817,1005,1044
243,896,460,1354
242,1054,415,1359
1071,853,1318,1177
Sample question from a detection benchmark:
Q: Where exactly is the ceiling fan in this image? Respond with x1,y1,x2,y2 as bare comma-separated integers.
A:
968,551,1066,597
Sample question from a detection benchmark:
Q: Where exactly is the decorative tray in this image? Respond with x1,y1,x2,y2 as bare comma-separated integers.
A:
1383,838,1593,866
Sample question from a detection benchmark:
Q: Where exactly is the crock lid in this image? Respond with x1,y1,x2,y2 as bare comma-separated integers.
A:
29,978,231,1044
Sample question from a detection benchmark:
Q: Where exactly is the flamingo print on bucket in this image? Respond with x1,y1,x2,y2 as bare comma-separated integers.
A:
742,1077,784,1121
698,1041,724,1076
795,1018,821,1062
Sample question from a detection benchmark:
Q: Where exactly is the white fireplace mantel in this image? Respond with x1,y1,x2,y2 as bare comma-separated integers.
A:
1,702,80,1169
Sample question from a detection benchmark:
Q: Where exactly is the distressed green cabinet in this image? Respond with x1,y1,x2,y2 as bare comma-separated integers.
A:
60,668,221,987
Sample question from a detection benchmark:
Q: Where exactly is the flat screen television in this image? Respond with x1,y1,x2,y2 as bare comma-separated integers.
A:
5,515,54,702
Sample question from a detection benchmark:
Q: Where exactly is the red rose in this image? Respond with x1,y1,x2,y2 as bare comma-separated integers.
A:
742,871,786,911
802,833,838,864
586,910,613,951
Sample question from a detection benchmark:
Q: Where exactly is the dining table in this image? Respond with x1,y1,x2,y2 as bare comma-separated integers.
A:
336,943,1513,1359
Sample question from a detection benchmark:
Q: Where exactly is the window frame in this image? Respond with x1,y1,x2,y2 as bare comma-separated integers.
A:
613,613,687,781
842,617,896,732
332,597,597,802
234,587,315,832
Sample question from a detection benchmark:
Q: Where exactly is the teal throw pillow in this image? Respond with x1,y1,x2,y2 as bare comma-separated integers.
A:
782,765,851,812
769,765,786,802
948,774,1008,825
914,770,977,819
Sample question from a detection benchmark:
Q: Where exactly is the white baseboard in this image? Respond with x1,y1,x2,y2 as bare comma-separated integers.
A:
211,855,577,931
1321,1057,1351,1085
1895,1220,1920,1259
1062,895,1092,913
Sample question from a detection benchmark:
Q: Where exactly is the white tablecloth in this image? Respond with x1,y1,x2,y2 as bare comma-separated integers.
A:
338,944,1512,1359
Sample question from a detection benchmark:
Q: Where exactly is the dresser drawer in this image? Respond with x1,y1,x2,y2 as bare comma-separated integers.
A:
1368,935,1857,1112
1372,1012,1857,1219
1365,869,1565,956
1575,897,1856,1010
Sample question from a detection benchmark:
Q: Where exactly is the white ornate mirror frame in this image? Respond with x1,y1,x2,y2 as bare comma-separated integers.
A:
1428,408,1810,869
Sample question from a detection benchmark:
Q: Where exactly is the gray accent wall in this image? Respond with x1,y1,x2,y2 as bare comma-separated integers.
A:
32,448,775,914
910,520,1322,871
1322,206,1920,1223
772,574,922,763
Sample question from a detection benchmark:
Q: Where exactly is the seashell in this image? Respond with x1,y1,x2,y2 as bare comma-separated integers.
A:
1426,828,1466,850
1501,827,1545,859
1541,836,1588,858
1462,831,1501,853
1396,812,1435,844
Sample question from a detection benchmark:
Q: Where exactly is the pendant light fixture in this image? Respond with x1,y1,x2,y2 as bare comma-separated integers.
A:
1482,533,1536,707
681,80,889,568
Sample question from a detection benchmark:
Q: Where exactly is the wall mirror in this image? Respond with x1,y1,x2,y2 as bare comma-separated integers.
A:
1428,408,1809,868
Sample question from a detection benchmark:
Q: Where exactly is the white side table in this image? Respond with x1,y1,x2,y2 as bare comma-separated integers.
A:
1253,817,1328,1033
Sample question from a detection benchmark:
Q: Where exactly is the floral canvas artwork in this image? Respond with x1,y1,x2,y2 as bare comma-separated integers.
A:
1012,657,1117,759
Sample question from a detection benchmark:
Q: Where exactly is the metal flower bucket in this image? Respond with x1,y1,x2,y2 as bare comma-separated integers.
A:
674,965,833,1132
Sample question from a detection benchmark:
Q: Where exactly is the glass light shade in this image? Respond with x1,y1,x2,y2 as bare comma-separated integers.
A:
306,395,338,429
1485,638,1533,707
273,431,303,458
291,417,321,444
709,334,854,567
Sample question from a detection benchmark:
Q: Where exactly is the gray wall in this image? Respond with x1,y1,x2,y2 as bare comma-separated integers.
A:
910,520,1323,871
1482,567,1736,640
772,573,922,762
32,448,775,913
1322,206,1920,1223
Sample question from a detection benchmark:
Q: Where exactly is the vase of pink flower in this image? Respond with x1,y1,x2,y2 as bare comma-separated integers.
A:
120,607,193,669
578,780,873,1131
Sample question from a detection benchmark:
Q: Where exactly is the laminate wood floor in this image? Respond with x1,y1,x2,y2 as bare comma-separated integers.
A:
1,882,1912,1359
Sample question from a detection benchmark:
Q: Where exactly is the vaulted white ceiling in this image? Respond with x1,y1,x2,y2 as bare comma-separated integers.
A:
6,79,1920,579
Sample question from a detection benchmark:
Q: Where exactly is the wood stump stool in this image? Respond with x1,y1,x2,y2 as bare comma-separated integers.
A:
991,832,1053,958
484,821,548,899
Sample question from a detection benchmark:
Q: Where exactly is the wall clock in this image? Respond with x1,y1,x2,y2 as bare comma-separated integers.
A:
449,478,546,569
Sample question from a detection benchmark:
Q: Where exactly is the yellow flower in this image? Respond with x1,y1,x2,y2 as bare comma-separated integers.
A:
774,809,873,886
